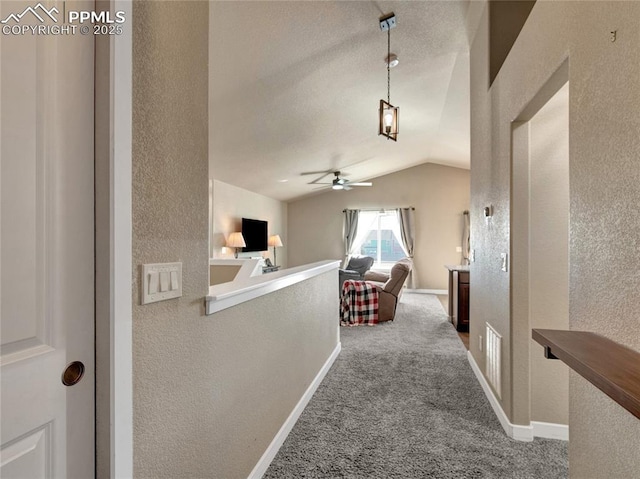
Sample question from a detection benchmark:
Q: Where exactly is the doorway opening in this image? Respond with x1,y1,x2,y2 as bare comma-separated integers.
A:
511,62,569,439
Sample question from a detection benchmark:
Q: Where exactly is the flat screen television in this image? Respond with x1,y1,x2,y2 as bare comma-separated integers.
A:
241,218,268,252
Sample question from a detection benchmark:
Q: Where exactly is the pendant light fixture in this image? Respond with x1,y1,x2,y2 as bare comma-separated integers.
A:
379,12,398,141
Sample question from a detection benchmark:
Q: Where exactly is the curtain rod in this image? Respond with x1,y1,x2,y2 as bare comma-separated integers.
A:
342,207,415,212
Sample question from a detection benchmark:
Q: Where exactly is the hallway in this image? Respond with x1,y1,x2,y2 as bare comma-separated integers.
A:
265,294,567,478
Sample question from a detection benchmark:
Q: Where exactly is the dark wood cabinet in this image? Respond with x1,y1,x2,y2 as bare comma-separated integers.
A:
446,266,470,332
454,271,469,331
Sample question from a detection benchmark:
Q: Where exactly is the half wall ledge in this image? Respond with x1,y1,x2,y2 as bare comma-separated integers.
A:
205,260,340,315
532,329,640,419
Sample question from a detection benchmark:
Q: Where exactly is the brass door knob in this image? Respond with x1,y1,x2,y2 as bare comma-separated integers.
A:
61,361,85,386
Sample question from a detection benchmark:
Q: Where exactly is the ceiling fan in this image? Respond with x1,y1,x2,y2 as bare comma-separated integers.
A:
328,171,372,191
301,169,373,190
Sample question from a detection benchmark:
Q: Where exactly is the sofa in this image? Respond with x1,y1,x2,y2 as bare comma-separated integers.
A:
362,257,413,321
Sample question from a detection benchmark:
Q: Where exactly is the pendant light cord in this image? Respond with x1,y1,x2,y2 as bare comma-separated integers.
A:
387,27,391,104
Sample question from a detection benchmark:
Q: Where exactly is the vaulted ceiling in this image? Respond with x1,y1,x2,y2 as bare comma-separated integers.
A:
209,1,471,202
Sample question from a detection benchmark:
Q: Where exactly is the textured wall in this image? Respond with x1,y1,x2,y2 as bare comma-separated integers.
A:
469,1,640,475
210,179,288,268
134,268,338,478
132,0,210,476
132,4,339,477
287,163,470,290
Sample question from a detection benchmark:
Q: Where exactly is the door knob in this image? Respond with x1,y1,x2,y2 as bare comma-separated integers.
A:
61,361,85,386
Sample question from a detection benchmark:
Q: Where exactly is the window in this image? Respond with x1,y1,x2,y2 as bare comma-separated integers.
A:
357,211,406,269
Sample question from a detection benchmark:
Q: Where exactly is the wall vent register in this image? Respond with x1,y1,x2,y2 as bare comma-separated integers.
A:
142,262,182,304
486,323,502,399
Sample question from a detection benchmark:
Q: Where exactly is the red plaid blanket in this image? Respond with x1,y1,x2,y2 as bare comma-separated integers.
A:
340,280,379,326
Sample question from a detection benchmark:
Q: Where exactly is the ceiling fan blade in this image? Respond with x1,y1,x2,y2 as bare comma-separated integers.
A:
349,182,373,187
302,170,334,185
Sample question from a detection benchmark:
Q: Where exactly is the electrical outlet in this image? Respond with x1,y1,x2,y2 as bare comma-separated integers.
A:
456,246,462,253
479,335,483,351
501,253,508,272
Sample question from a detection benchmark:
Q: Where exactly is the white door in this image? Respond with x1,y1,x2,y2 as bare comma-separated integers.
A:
0,1,95,477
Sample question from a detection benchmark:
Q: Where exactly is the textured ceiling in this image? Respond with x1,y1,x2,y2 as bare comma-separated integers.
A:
209,1,471,201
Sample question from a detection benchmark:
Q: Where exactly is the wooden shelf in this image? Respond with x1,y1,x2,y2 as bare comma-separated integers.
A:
532,329,640,419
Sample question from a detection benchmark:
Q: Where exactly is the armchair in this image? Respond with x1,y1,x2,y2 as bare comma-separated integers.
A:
339,256,374,290
363,257,413,321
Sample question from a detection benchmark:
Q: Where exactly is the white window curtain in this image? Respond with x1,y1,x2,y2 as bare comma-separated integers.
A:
387,214,407,256
350,211,378,255
396,208,416,288
343,209,380,267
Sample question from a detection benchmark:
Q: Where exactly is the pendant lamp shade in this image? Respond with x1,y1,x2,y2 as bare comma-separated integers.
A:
379,99,399,140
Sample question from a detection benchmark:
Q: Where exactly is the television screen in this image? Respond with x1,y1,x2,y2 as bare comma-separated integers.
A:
241,218,268,252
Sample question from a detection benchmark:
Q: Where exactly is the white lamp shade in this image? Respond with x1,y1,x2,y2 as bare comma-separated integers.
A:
226,232,246,248
268,234,283,248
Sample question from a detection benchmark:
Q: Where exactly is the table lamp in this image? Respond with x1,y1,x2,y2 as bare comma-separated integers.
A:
268,234,283,266
226,232,246,258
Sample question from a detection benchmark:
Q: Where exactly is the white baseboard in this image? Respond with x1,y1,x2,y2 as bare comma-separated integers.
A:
248,342,342,479
467,351,568,442
407,289,447,295
467,351,533,442
532,421,569,441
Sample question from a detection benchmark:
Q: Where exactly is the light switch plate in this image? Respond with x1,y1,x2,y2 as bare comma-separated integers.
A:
142,262,182,304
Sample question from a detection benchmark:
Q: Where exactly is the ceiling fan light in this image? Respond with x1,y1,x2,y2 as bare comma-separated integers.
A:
332,184,344,190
